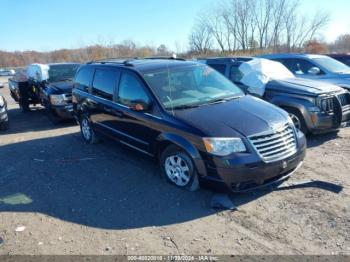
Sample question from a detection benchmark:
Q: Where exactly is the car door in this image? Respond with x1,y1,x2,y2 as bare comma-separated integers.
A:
88,68,121,138
107,70,161,155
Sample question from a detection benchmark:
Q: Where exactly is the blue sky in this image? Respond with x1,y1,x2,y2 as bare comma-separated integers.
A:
0,0,349,52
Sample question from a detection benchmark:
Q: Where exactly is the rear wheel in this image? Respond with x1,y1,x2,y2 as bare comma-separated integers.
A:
284,108,308,135
79,115,98,144
160,145,199,191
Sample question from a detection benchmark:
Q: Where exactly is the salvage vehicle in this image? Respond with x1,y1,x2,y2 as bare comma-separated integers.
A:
0,93,9,130
258,54,350,91
9,63,80,122
72,58,306,192
201,57,350,135
326,53,350,67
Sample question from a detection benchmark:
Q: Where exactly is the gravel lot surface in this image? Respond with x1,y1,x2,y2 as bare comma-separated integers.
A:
0,76,349,255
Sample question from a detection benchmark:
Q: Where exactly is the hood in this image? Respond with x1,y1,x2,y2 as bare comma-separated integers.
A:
267,78,342,96
173,95,289,137
47,81,74,94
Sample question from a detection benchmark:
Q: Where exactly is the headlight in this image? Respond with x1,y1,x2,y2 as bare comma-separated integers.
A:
0,96,4,107
50,94,68,106
203,137,246,156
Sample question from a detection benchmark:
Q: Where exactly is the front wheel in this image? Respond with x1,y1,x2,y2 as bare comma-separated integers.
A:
160,145,199,191
79,115,98,144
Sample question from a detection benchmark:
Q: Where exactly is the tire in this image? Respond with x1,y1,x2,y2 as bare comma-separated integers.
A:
160,145,200,191
79,114,98,144
284,107,308,135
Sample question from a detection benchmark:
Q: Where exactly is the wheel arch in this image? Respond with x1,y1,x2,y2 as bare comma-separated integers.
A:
269,96,313,130
155,133,207,177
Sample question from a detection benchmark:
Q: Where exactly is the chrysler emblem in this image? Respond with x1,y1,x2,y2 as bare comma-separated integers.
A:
282,161,288,169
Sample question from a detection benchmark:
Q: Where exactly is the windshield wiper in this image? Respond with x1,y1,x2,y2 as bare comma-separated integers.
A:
168,104,202,110
206,96,241,105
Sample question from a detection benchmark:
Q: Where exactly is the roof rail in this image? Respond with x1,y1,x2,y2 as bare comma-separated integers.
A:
144,54,186,61
86,57,139,66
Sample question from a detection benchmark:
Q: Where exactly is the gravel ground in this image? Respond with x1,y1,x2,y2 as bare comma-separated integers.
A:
0,76,349,255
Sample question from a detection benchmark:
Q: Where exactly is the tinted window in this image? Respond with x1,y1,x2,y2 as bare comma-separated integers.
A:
92,69,119,100
281,59,324,75
208,64,226,75
75,67,93,91
118,72,149,106
48,64,80,82
230,66,243,83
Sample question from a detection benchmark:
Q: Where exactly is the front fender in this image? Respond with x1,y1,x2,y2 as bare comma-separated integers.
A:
268,95,315,128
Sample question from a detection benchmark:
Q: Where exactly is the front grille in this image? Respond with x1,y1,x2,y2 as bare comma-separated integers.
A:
249,124,297,163
337,92,350,107
321,97,335,113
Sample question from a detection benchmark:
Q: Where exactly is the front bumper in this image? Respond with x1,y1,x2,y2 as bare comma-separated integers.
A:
199,135,306,193
51,104,74,119
308,109,350,133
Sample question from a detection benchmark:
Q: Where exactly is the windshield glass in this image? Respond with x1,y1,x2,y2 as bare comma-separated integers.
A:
143,64,244,110
48,64,80,82
313,57,350,73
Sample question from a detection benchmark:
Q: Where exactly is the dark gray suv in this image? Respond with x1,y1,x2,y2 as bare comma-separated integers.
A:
201,57,350,135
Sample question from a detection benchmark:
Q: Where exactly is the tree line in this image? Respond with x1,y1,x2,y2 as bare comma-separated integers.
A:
0,41,171,68
188,0,331,54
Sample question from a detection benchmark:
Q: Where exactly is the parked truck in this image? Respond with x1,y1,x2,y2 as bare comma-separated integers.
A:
8,63,80,123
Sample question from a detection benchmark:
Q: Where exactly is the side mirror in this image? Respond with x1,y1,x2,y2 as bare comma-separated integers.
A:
308,67,321,75
130,100,151,112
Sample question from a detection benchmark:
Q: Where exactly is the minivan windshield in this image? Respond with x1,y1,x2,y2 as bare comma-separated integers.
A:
313,56,350,74
143,65,244,110
48,64,80,82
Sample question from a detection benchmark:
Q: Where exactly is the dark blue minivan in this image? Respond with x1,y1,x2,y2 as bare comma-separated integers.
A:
72,58,306,192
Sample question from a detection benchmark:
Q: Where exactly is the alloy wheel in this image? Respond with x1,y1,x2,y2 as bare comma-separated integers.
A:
289,113,302,131
165,155,191,187
81,118,91,141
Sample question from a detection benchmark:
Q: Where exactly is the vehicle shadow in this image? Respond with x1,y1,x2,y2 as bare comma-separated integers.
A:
3,107,76,135
0,133,217,229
